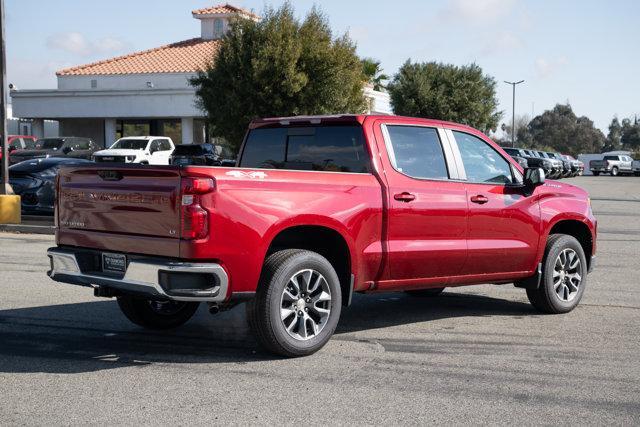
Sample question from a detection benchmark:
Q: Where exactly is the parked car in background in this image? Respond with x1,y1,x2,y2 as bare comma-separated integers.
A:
500,147,528,169
0,135,38,162
93,136,175,165
534,151,563,179
589,155,634,176
169,143,236,166
8,135,37,151
547,152,572,178
562,155,584,176
9,137,98,165
509,148,558,179
9,157,94,214
47,114,597,357
632,160,640,176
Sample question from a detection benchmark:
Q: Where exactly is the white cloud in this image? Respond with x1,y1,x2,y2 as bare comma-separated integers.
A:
481,31,524,55
46,32,129,57
535,56,569,78
440,0,516,23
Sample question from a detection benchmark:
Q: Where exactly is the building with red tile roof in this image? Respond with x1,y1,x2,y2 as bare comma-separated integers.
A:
11,4,390,147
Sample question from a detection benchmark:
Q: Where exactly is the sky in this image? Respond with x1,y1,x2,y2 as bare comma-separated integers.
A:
5,0,640,133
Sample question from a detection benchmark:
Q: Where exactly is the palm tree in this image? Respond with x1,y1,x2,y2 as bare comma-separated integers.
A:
361,58,389,91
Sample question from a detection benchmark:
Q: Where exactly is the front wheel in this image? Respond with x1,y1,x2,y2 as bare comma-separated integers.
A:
247,249,342,357
117,296,199,329
527,234,587,314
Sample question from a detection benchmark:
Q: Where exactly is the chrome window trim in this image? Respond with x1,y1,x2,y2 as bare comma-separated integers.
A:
380,123,463,182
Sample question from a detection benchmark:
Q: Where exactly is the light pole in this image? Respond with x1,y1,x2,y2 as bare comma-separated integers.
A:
0,0,12,195
504,79,524,148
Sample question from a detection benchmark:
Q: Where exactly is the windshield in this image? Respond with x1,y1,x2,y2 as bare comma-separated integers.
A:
110,139,149,150
38,139,64,150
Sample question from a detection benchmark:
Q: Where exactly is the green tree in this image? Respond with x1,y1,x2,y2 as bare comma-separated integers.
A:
190,3,366,150
361,58,388,91
605,117,623,151
387,60,502,132
621,117,640,150
527,104,605,155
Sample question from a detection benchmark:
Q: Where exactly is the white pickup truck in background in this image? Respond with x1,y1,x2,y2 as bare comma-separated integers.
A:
93,136,175,165
589,154,634,176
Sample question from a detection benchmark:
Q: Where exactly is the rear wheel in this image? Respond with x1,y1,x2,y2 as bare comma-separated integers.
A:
246,249,342,357
611,167,619,176
406,287,445,297
117,296,199,329
527,234,587,314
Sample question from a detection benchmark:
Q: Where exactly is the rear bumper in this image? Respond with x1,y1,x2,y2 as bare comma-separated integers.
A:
47,247,228,302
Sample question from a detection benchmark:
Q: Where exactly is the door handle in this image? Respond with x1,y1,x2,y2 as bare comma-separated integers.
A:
470,195,489,204
394,192,416,202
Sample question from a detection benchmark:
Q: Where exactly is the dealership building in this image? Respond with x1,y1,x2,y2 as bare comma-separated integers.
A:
11,4,391,147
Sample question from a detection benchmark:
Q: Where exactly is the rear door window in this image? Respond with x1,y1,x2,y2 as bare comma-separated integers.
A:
240,126,370,173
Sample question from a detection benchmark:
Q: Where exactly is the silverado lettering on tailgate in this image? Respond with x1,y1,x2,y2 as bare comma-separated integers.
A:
60,189,171,205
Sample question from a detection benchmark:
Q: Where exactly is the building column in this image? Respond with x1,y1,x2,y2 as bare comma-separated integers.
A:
104,119,117,148
181,117,194,144
32,119,44,138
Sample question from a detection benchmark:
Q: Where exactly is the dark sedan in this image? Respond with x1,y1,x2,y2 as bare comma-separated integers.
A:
169,143,236,166
9,157,93,214
9,137,99,165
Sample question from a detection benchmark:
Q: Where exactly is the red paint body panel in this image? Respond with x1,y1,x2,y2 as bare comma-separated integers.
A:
54,115,597,301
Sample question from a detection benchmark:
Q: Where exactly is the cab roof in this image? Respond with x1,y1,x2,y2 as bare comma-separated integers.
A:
249,114,479,132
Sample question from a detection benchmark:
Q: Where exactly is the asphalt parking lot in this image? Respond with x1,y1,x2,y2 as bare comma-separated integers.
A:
0,176,638,425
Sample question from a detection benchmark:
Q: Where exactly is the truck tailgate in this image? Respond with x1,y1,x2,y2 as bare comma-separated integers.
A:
56,165,181,257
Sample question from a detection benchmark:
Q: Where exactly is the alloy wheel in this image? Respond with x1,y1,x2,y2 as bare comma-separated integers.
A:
280,269,332,341
553,248,582,302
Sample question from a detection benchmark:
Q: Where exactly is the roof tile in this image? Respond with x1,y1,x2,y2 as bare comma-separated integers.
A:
56,38,221,76
192,3,260,20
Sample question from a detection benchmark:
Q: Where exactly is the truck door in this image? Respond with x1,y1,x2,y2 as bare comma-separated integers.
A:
373,121,468,288
449,129,541,277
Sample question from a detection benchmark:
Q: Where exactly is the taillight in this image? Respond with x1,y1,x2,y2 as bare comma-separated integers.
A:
180,178,214,240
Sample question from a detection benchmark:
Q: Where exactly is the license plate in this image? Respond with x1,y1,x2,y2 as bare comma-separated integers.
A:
102,253,127,273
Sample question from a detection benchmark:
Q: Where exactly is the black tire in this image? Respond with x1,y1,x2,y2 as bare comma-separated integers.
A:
611,167,619,176
116,296,199,330
405,287,445,297
634,172,640,177
526,234,587,314
592,172,599,176
246,249,342,357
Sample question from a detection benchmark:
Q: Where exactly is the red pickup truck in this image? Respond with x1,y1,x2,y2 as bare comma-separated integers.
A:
47,115,597,357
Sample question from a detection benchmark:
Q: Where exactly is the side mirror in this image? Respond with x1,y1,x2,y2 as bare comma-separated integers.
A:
524,167,545,189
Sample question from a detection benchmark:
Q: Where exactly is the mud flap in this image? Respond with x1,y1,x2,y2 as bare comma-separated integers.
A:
514,263,542,290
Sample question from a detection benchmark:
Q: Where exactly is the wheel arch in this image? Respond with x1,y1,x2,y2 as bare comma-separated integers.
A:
263,224,354,306
547,219,594,269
